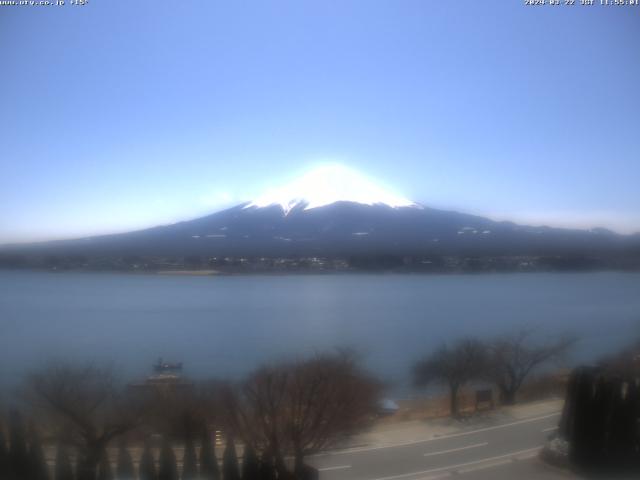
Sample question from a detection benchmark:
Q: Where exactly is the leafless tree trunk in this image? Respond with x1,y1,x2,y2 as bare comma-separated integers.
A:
24,363,144,479
414,338,487,418
227,350,380,476
486,329,575,405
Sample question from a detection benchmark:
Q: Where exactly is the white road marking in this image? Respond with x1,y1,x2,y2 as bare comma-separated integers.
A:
318,465,351,472
423,442,488,457
455,449,541,474
313,412,560,456
542,426,557,433
370,446,543,480
454,458,512,475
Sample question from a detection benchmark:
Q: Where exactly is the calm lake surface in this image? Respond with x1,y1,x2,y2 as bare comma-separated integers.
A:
1,271,639,393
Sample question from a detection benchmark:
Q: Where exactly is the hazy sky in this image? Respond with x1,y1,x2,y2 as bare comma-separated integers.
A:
1,0,639,243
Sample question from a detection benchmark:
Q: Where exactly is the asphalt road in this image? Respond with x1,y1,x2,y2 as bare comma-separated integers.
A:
308,412,571,480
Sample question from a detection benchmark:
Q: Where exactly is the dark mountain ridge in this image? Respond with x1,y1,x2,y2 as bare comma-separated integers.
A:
2,202,639,263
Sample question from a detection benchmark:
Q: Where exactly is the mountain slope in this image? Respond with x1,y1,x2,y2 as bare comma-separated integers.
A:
2,201,637,259
1,165,638,262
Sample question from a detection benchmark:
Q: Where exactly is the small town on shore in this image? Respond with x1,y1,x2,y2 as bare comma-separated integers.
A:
2,253,639,275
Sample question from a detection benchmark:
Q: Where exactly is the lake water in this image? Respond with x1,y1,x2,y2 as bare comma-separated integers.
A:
1,271,639,393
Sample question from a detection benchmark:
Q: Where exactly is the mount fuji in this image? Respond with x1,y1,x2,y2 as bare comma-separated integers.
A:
2,165,639,266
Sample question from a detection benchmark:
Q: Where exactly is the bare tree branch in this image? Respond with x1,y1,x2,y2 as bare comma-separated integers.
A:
485,329,575,405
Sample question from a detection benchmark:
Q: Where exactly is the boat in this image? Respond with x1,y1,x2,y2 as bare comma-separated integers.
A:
153,357,183,372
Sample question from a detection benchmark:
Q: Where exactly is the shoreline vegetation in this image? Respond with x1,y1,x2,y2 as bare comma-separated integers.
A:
1,351,381,480
0,395,565,480
0,360,570,479
0,325,633,480
3,336,637,478
390,371,569,423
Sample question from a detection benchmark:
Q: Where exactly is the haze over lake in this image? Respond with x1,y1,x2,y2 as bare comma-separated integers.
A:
1,271,639,393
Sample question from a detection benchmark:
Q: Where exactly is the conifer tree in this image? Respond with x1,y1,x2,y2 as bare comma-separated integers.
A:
157,438,178,480
8,410,29,480
97,448,114,480
0,425,9,480
116,440,135,480
54,444,74,480
199,429,219,480
628,381,640,466
257,450,275,480
28,425,50,480
182,435,198,480
222,438,240,480
138,439,156,480
567,367,598,468
241,445,259,480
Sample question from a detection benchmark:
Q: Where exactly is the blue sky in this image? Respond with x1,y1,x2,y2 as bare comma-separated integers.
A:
1,0,639,243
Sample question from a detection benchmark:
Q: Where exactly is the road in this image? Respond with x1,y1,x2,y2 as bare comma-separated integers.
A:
308,411,573,480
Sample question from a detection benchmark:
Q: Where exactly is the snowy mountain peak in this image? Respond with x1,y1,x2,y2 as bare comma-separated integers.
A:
244,164,421,215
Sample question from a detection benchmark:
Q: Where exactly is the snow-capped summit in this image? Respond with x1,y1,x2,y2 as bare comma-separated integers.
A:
244,164,421,214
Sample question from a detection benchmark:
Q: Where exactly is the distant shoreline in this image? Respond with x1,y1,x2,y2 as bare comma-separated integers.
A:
1,265,640,277
2,250,640,276
155,269,222,276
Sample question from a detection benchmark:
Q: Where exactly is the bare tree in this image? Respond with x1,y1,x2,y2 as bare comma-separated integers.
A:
285,351,380,474
413,338,487,417
24,363,143,480
225,362,293,476
485,329,575,405
228,350,380,476
141,380,225,479
143,380,225,440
